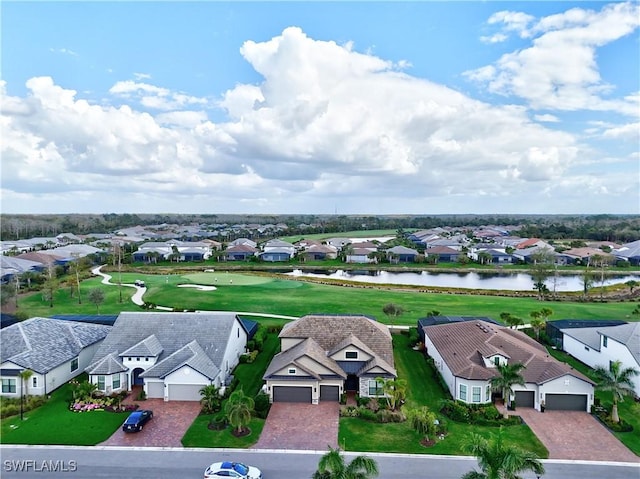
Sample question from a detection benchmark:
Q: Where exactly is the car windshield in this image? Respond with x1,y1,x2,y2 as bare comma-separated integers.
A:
125,413,141,423
233,463,248,475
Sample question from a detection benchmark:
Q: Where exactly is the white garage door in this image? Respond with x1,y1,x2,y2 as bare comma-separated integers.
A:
167,384,202,401
147,382,164,399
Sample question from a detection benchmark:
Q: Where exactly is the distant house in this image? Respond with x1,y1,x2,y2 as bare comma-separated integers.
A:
132,240,212,262
228,238,257,248
611,240,640,266
0,256,45,283
386,245,419,263
325,238,352,249
422,320,595,411
301,244,337,261
561,247,614,265
417,315,498,344
559,322,640,397
424,246,460,263
223,244,259,261
1,317,111,397
86,312,248,401
259,239,296,262
345,248,376,264
516,238,553,250
263,314,396,404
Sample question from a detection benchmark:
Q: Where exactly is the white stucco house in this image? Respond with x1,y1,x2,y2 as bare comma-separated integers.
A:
85,312,248,401
1,317,111,397
423,320,595,412
560,322,640,397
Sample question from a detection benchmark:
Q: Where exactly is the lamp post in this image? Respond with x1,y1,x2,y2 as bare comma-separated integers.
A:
20,373,24,421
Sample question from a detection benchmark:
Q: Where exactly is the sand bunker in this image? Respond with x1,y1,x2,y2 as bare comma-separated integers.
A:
177,284,217,291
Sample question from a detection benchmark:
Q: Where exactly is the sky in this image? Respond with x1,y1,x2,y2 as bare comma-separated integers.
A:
1,1,639,216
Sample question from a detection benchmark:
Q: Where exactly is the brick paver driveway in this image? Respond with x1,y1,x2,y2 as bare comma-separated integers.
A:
514,408,639,462
100,399,201,447
253,402,339,450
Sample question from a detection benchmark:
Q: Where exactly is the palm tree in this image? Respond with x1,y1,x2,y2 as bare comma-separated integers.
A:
593,360,639,424
462,430,545,479
375,377,407,411
18,369,34,398
490,363,526,411
224,389,254,435
199,384,222,414
312,446,378,479
528,311,545,340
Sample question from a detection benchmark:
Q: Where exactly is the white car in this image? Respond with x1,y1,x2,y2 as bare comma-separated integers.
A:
204,461,262,479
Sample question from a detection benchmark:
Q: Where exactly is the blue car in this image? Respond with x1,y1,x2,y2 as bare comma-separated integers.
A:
122,409,153,432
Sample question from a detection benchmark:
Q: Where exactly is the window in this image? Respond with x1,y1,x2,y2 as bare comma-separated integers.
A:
128,357,132,361
136,357,140,361
459,384,467,401
345,351,358,359
97,376,105,390
70,357,79,372
1,379,16,393
145,357,149,362
472,386,481,403
288,368,296,375
32,377,37,388
584,346,590,351
237,328,240,338
113,375,121,389
493,356,500,366
602,336,608,347
485,385,491,402
368,379,384,396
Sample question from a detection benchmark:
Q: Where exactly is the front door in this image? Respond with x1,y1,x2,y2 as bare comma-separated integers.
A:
345,374,358,392
132,368,145,386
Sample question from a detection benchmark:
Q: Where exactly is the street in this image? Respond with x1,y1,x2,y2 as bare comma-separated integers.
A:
1,446,638,479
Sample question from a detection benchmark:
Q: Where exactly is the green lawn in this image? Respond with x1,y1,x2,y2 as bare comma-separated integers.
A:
0,382,128,446
181,416,265,448
547,348,640,456
232,333,281,397
18,269,636,324
339,334,548,457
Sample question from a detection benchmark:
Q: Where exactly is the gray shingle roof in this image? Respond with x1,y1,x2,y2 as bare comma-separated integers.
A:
86,312,242,381
120,334,163,357
86,353,127,375
424,321,593,385
562,323,640,365
1,317,111,373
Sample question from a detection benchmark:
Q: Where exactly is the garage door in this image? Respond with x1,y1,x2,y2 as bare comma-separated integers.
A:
273,386,312,403
167,384,202,401
545,394,587,411
320,385,339,402
515,390,535,408
147,382,164,399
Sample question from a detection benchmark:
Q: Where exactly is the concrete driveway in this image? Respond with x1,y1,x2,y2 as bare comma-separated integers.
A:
513,408,639,462
253,402,339,450
100,399,201,447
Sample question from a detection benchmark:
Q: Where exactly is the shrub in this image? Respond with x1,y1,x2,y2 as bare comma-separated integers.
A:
253,393,271,419
358,407,378,422
357,396,371,408
136,389,147,401
376,409,405,423
408,327,419,346
339,393,347,405
1,403,20,419
239,354,250,364
340,406,359,417
440,400,470,422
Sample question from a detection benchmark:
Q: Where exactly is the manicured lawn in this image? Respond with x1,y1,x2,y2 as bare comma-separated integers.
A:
339,333,548,457
232,332,281,397
547,348,640,456
181,415,265,448
0,382,128,446
17,265,637,322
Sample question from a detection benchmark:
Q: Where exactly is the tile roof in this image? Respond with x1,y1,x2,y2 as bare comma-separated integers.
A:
120,334,163,357
86,312,243,381
1,317,111,373
280,314,394,367
424,320,593,385
86,353,127,375
563,323,640,365
263,338,346,380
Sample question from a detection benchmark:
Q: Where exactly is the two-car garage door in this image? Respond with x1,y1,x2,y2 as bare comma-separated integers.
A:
545,394,588,411
167,384,202,401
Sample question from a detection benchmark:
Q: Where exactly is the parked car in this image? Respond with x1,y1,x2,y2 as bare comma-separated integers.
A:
122,409,153,432
204,461,262,479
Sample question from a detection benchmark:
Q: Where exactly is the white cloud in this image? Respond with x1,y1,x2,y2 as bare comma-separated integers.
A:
466,2,640,115
534,114,560,123
133,72,152,80
49,47,78,56
1,27,637,214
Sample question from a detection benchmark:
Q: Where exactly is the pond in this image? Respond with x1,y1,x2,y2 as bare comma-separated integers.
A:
284,269,640,292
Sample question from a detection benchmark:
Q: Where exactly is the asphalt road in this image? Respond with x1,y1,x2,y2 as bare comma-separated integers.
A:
1,446,638,479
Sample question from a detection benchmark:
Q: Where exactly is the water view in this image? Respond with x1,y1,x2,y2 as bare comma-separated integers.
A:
285,269,640,292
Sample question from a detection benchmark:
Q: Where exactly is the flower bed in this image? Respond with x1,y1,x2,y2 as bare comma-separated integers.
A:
70,401,138,413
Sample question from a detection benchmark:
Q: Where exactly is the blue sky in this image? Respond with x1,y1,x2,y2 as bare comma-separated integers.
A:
2,1,639,215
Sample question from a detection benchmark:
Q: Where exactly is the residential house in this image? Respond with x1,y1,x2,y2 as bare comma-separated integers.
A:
263,314,396,404
132,240,212,262
259,239,296,262
561,247,614,266
86,312,248,401
559,322,640,397
223,244,259,261
228,238,257,248
386,245,419,263
422,320,595,411
0,256,45,283
345,248,377,264
1,317,111,397
424,246,460,263
612,240,640,266
417,315,499,344
301,244,338,261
